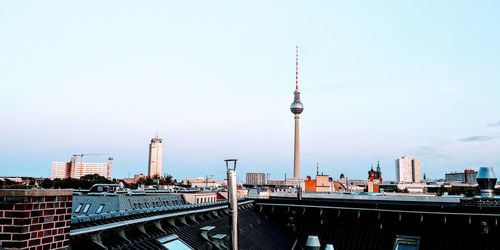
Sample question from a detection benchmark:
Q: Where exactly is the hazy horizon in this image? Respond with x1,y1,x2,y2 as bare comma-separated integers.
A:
1,1,500,181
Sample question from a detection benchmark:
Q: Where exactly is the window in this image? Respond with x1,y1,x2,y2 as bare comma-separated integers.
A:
82,203,91,214
74,204,83,213
96,204,105,214
157,234,193,250
393,235,420,250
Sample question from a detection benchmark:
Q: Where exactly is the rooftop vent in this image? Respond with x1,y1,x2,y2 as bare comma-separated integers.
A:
476,167,497,199
306,235,321,250
324,244,334,250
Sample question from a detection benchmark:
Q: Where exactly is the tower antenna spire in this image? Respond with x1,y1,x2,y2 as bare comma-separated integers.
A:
296,45,299,91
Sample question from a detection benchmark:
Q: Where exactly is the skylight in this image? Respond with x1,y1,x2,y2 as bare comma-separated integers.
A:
157,234,193,250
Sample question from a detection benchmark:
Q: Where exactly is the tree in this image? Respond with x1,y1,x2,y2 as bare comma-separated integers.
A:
52,174,112,189
160,175,174,185
40,178,54,189
80,174,112,184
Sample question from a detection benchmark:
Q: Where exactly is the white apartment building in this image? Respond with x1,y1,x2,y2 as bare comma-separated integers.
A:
51,156,113,180
395,156,421,183
74,161,112,179
51,162,69,179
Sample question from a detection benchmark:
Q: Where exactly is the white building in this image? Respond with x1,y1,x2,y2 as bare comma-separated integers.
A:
51,155,113,180
395,156,421,183
148,136,163,177
74,161,112,179
51,162,69,180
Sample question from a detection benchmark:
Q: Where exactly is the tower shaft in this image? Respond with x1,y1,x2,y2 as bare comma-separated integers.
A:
293,114,301,178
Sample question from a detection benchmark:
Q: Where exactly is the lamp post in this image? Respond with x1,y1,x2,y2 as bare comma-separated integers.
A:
225,159,238,250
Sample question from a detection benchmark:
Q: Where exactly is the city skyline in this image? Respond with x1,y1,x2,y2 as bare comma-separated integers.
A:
1,1,500,181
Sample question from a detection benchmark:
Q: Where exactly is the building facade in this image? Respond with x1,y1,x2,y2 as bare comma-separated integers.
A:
445,169,477,185
182,177,221,188
148,137,163,177
315,175,331,192
395,156,421,183
245,173,267,186
51,162,70,180
51,156,112,180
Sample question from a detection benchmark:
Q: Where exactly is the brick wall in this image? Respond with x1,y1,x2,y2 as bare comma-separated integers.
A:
0,189,72,250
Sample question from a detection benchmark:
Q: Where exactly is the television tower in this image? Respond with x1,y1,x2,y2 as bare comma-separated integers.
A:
290,46,304,179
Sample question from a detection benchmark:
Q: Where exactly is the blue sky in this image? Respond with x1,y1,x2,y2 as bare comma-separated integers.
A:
1,1,499,181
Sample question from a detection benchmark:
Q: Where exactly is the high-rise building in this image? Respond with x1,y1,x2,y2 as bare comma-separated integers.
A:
290,46,304,179
51,155,113,180
395,156,421,183
148,136,163,177
246,173,267,186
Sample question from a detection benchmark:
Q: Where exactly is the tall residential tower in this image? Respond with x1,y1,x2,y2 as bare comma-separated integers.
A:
290,46,304,179
148,136,163,177
395,156,421,183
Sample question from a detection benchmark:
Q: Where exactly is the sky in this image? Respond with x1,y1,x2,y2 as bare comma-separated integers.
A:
1,1,500,181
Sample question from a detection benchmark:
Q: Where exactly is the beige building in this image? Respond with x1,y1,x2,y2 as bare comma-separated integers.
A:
396,156,421,183
148,137,163,177
315,175,331,192
182,177,221,188
182,193,218,204
51,155,113,180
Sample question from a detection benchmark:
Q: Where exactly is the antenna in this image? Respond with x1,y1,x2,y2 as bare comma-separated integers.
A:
295,45,299,91
155,130,158,138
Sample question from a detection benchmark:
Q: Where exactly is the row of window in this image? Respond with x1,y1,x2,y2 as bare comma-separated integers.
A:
132,199,182,210
73,198,184,215
196,196,216,204
74,203,105,215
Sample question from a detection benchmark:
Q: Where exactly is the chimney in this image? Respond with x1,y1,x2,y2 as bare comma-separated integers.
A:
225,159,238,250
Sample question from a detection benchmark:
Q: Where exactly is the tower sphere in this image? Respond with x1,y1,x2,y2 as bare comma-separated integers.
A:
290,101,304,114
